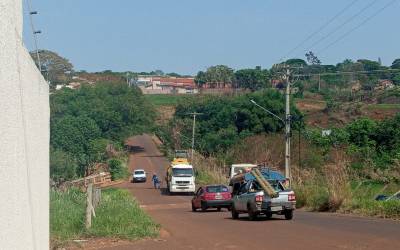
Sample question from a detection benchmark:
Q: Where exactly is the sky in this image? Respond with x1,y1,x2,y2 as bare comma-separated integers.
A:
23,0,400,75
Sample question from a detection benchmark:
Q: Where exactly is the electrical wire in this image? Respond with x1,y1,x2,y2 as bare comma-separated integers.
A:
279,0,361,62
317,0,398,55
302,0,380,56
293,68,400,78
25,0,42,72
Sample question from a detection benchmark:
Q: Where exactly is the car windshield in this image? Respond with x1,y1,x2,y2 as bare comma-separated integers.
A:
175,151,188,158
206,186,229,193
172,168,193,177
134,171,144,175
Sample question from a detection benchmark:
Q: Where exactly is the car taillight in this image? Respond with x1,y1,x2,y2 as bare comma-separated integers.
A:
288,193,296,201
255,195,263,202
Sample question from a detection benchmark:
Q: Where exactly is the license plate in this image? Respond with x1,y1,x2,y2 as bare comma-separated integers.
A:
271,206,282,212
215,195,222,200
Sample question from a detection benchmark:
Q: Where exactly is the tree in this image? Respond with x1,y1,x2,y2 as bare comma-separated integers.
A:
166,72,181,77
50,148,78,182
201,65,235,88
285,58,307,67
30,49,73,86
391,59,400,69
234,67,270,90
305,51,321,65
194,71,207,87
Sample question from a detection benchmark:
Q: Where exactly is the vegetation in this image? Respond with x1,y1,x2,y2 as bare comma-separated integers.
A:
159,90,302,155
306,114,400,178
30,50,74,87
50,188,159,246
145,94,195,106
50,82,155,181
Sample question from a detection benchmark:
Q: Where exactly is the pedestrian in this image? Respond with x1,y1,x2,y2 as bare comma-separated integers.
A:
152,173,160,189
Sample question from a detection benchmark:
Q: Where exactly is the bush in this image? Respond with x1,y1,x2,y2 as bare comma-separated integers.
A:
50,148,78,182
108,158,129,180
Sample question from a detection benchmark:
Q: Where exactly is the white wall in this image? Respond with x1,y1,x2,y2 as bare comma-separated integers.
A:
0,1,49,249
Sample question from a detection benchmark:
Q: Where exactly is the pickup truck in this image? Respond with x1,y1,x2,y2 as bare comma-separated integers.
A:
231,179,296,220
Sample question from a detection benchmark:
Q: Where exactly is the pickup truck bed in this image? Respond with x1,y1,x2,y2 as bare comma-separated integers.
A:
231,180,296,220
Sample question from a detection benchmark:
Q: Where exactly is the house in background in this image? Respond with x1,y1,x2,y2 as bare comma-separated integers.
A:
137,76,198,94
374,79,395,91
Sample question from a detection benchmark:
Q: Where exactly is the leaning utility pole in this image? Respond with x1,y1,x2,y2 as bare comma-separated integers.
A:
188,112,202,160
284,67,292,182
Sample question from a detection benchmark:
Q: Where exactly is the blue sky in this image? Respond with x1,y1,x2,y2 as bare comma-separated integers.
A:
23,0,400,75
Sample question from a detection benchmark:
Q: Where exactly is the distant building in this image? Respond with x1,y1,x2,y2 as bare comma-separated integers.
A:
374,79,395,91
137,76,198,94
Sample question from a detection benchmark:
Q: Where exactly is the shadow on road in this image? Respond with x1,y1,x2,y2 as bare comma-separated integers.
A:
125,145,145,153
224,216,286,222
158,188,194,197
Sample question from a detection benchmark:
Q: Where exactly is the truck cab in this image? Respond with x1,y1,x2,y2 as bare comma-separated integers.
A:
166,160,195,194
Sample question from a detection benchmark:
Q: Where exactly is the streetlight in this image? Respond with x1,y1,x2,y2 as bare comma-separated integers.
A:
250,99,291,183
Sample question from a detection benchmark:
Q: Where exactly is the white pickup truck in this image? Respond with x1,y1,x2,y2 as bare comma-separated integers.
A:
230,172,296,220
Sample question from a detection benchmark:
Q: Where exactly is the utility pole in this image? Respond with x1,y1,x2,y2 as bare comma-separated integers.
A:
284,67,292,183
188,112,202,160
318,73,321,91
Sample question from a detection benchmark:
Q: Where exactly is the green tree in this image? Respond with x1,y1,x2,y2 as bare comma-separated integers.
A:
30,50,73,86
285,58,307,67
234,67,270,90
391,59,400,69
50,148,78,182
201,65,235,88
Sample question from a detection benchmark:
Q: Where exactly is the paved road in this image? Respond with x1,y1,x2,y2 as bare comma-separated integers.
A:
105,134,400,250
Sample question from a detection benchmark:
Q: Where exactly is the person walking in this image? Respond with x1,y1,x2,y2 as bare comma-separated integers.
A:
152,173,160,189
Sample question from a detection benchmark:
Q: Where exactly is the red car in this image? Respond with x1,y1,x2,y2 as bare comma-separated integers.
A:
191,185,232,212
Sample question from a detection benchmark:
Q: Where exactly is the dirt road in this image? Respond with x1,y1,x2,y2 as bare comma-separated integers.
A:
104,134,400,250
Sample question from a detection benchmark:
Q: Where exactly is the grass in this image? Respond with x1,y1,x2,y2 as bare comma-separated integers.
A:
145,94,195,106
292,161,400,219
50,188,159,246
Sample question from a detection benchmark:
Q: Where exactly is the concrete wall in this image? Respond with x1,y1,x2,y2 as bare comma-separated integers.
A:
0,1,49,249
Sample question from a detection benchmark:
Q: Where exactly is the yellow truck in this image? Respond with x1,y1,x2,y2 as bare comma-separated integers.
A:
165,151,195,194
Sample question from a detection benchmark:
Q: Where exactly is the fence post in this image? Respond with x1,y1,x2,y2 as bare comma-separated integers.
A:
93,187,101,209
85,183,93,229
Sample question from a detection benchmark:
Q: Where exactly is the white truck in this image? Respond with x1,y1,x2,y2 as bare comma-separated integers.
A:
166,158,196,194
229,163,257,179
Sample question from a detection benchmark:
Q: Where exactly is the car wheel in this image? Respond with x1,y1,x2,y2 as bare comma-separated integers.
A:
191,202,197,212
265,212,272,219
201,201,208,212
248,204,258,221
284,210,293,220
231,206,239,219
217,207,221,212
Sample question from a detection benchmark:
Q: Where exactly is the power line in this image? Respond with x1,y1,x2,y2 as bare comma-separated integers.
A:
318,0,398,55
293,68,400,78
280,0,361,62
25,0,42,72
301,0,379,56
